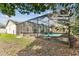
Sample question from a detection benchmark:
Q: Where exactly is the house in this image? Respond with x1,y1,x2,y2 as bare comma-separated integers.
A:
6,20,18,34
6,19,48,35
5,10,70,35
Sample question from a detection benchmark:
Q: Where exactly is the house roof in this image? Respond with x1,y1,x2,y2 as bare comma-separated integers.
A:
6,13,50,25
20,13,50,24
6,12,69,27
14,13,51,26
6,18,47,27
27,13,49,21
6,19,20,27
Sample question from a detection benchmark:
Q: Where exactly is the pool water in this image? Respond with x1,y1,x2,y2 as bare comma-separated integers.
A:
42,33,62,37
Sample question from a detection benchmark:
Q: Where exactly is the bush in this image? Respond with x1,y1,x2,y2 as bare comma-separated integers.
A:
71,26,79,35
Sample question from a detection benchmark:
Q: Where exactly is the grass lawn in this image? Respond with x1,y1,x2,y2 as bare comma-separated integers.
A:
0,33,16,39
0,33,34,48
0,33,35,55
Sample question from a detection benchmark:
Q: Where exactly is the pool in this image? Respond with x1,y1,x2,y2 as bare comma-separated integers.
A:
42,33,62,37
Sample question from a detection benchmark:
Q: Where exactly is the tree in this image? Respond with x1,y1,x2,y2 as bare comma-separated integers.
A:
0,3,79,48
0,3,56,16
71,19,79,35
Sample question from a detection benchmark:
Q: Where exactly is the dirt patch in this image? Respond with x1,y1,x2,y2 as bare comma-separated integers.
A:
0,42,22,56
17,38,71,56
0,37,79,56
0,35,36,56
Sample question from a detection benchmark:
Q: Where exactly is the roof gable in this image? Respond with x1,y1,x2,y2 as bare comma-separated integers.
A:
6,20,19,27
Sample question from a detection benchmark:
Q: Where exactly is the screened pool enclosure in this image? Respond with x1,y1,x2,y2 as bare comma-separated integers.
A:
27,13,70,38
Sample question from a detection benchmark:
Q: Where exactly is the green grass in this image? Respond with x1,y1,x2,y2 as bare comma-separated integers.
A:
0,38,33,48
0,34,34,48
0,33,16,39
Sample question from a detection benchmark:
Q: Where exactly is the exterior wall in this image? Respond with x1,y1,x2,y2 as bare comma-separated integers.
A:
5,16,50,35
6,21,16,34
16,21,48,35
16,22,33,35
0,28,6,33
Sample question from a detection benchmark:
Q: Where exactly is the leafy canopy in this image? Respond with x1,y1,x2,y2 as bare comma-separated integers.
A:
0,3,56,17
0,3,78,17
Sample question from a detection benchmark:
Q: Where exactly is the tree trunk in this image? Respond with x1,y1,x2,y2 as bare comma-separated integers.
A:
68,18,74,48
68,25,73,48
36,19,39,38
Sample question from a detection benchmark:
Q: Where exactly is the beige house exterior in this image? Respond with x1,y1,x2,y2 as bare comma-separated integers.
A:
6,20,48,35
6,20,17,34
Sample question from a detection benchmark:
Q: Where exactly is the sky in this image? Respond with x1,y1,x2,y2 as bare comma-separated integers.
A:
0,10,52,25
